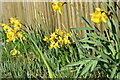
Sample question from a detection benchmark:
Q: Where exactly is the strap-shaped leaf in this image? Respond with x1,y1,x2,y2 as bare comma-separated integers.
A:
71,27,96,30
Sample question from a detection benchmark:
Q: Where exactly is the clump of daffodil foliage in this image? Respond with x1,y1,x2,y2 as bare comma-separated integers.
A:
43,29,76,49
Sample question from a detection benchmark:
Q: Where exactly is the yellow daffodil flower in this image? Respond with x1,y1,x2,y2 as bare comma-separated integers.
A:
52,0,64,14
14,26,20,31
17,32,23,38
10,17,21,26
10,17,16,24
14,20,21,27
64,34,69,39
6,40,10,42
54,42,60,48
72,40,75,43
90,8,108,24
22,37,26,40
66,33,71,37
55,29,59,34
50,41,55,49
50,42,60,49
43,36,49,41
75,33,78,38
64,38,71,45
10,48,20,55
95,8,103,12
6,31,17,41
50,33,57,38
101,12,108,23
59,31,64,35
1,23,12,31
49,37,54,42
58,36,63,42
90,12,102,24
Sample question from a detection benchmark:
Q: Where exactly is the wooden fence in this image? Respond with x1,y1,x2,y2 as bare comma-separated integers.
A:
0,2,120,34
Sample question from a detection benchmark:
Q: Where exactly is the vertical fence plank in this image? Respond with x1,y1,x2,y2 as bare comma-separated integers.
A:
0,2,3,23
67,2,73,29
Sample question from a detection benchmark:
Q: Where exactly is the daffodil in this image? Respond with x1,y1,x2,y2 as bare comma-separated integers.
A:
52,0,64,14
49,37,54,42
64,34,69,39
55,29,59,34
14,20,21,27
43,36,49,41
63,38,71,45
50,33,57,38
1,23,12,31
101,12,108,23
58,36,63,42
22,37,26,40
10,17,21,26
95,8,103,12
72,40,75,43
50,41,55,49
66,33,71,37
14,26,20,31
59,31,64,35
6,31,17,41
75,33,78,38
6,40,10,42
17,32,23,38
10,17,16,24
10,48,20,55
90,12,102,24
90,8,108,24
54,42,60,48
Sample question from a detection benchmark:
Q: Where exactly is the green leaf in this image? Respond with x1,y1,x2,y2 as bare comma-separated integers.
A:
90,60,98,72
117,72,120,79
80,61,93,76
96,50,113,63
80,39,95,44
75,65,83,78
30,37,55,78
82,44,95,49
79,16,93,28
71,27,96,30
86,33,107,41
66,60,90,66
60,66,73,72
110,67,117,78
